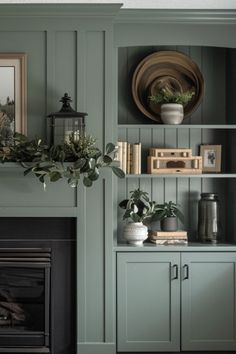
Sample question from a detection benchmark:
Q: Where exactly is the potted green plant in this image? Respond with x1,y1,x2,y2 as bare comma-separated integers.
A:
152,201,184,231
149,88,195,124
119,188,158,245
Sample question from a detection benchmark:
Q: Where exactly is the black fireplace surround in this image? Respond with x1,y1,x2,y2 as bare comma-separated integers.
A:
0,218,76,354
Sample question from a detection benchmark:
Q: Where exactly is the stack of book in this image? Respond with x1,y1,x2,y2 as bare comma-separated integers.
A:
117,141,141,174
149,230,188,245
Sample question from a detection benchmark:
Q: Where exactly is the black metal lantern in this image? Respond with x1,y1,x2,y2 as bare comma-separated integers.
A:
47,93,87,145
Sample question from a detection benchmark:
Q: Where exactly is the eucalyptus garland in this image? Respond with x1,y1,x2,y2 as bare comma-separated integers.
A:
0,133,125,188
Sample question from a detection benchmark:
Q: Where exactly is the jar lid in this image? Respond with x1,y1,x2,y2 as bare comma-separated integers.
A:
201,193,218,199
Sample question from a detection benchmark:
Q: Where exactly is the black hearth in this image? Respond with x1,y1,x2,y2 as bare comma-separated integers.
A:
0,249,51,353
0,218,76,354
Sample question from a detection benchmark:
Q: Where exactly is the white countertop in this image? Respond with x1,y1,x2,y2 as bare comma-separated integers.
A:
114,242,236,252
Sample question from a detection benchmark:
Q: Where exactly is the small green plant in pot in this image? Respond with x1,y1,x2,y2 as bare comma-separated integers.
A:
119,188,158,245
152,201,184,232
149,88,195,125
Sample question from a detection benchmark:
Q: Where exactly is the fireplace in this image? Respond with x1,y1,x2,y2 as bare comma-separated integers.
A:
0,248,51,353
0,218,76,354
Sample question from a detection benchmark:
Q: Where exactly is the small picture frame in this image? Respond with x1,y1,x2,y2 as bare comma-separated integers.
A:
200,145,222,172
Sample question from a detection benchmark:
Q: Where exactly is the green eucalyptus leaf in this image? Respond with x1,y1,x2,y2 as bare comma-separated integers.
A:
88,167,99,181
88,158,96,169
74,158,86,169
131,213,140,222
24,168,33,176
123,209,133,219
119,199,129,209
39,175,45,183
111,166,125,178
106,143,115,154
83,176,93,187
68,178,78,188
49,171,62,182
103,155,113,164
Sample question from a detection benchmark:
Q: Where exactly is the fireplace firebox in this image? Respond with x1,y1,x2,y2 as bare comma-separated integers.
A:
0,248,51,353
0,217,76,354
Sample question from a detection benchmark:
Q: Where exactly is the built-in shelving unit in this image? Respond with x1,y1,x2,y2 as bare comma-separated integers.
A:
116,44,236,244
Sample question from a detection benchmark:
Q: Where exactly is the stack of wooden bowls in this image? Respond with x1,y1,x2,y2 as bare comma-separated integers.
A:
132,51,204,123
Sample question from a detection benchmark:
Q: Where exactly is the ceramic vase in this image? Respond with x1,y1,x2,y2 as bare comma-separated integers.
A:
161,103,184,124
123,222,148,246
161,217,178,231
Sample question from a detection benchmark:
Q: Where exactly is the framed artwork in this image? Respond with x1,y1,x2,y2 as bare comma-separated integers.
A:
0,53,27,145
200,144,222,172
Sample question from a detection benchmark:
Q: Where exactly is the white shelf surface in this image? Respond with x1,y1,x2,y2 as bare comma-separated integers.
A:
124,173,236,178
118,124,236,129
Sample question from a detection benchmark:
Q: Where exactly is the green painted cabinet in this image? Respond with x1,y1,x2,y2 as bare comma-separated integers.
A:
181,252,236,351
117,252,180,352
117,251,236,352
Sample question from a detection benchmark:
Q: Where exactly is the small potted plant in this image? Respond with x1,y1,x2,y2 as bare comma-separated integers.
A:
152,201,184,231
149,88,195,124
119,188,158,245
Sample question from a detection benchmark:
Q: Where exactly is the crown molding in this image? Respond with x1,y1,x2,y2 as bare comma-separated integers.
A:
115,9,236,24
0,3,122,18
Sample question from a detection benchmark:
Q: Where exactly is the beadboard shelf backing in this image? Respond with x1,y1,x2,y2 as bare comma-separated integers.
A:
117,44,236,245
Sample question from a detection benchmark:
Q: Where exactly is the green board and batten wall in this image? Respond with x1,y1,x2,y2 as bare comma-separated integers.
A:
0,5,236,354
0,4,120,354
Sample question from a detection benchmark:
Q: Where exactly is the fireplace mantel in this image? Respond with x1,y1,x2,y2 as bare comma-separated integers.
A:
0,164,78,217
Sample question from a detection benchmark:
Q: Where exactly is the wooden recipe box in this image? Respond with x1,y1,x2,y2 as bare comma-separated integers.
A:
147,156,202,174
149,148,192,158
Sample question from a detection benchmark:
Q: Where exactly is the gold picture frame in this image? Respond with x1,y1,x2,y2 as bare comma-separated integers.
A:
0,53,27,144
200,144,222,172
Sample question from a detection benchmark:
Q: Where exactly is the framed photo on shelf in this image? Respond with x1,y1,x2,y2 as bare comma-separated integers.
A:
200,144,222,172
0,53,27,145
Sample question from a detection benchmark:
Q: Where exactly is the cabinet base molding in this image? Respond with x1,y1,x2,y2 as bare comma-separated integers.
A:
119,352,235,354
77,342,116,354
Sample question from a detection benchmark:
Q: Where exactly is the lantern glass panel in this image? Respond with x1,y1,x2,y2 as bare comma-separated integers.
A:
53,117,85,145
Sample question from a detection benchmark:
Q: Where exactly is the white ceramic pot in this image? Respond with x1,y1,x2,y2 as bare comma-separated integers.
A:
123,222,148,246
161,103,184,124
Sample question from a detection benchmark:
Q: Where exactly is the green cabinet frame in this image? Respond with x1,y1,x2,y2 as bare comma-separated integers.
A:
117,251,236,352
182,252,236,351
117,252,180,352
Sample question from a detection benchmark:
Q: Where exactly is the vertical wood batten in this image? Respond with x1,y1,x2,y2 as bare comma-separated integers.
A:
104,24,116,344
77,29,87,112
84,30,106,342
104,28,115,145
76,29,87,344
118,47,128,124
85,31,104,149
117,178,126,242
55,31,76,104
46,30,56,111
77,185,87,342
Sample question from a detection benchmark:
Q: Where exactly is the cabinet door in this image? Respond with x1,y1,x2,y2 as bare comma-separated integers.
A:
117,252,180,352
182,252,236,351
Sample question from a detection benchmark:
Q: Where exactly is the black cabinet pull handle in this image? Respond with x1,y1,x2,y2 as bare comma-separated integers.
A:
172,264,178,279
183,264,189,280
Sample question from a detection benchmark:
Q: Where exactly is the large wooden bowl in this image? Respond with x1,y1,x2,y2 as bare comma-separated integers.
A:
132,51,204,123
